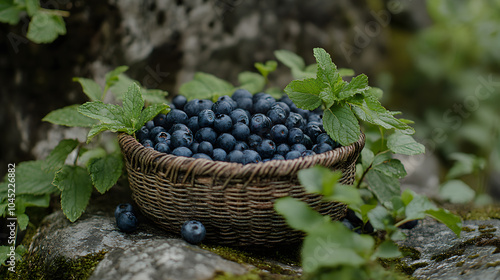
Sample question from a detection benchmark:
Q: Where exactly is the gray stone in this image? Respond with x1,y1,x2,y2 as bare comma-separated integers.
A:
397,218,500,280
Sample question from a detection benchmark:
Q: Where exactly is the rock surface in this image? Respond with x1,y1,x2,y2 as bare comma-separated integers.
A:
398,218,500,280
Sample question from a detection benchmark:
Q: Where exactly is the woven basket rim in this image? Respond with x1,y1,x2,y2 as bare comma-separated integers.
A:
118,132,365,182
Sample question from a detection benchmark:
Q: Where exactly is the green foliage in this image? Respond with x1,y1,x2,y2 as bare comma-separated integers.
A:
284,48,415,146
439,180,475,204
0,0,69,43
254,60,277,80
53,165,93,222
179,72,235,101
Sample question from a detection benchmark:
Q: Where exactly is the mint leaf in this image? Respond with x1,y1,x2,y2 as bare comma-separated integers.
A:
439,180,475,204
43,139,79,173
298,166,342,197
238,71,265,94
387,132,425,155
314,48,339,86
372,158,407,179
138,103,170,130
88,154,123,194
142,89,168,104
254,60,277,78
73,78,102,101
338,68,355,77
108,73,168,104
284,78,323,110
425,208,462,236
0,2,21,25
27,12,66,43
42,105,98,128
339,74,369,100
404,192,437,220
122,83,144,129
323,103,360,146
105,66,129,89
179,72,234,101
53,165,93,222
15,161,57,195
25,0,39,16
373,240,402,259
17,213,29,230
274,49,305,70
77,102,127,127
368,205,394,231
17,194,51,208
365,169,400,206
328,185,363,207
274,197,328,232
86,123,134,143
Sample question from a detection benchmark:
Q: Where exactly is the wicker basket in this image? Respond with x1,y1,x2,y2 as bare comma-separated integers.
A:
118,132,365,247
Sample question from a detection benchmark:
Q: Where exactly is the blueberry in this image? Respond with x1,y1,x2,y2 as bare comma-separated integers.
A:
276,143,290,156
114,203,133,220
285,112,306,130
154,131,171,144
232,123,250,141
305,123,323,141
293,107,310,119
227,150,245,164
234,141,249,151
273,102,291,117
184,99,213,117
136,126,149,142
301,134,313,149
181,220,206,245
312,143,333,154
155,142,170,153
342,218,355,231
243,150,261,164
168,124,190,135
214,114,233,133
145,120,155,130
267,106,287,124
212,148,227,161
272,154,285,161
279,95,294,107
192,153,213,160
250,113,272,135
198,141,213,157
247,134,262,149
212,100,233,115
149,126,167,139
291,143,307,154
252,92,267,102
288,128,304,145
116,211,138,233
235,97,253,111
187,116,200,133
141,139,154,149
190,142,200,154
166,109,189,129
171,130,194,148
308,113,322,123
230,109,250,125
257,139,276,159
301,150,316,157
398,220,419,230
308,121,325,133
216,133,236,152
172,95,187,110
285,150,301,160
217,95,238,109
270,124,288,144
172,147,193,157
316,133,337,147
153,114,167,127
195,127,218,144
232,89,253,100
198,109,216,127
253,98,275,114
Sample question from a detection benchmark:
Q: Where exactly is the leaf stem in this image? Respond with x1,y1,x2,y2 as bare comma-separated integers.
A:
40,8,70,17
356,163,372,189
73,143,82,166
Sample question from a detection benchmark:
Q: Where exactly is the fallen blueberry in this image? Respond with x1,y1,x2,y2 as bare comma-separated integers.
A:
181,220,206,244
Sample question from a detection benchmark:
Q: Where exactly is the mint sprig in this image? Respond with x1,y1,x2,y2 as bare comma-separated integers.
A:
284,48,415,146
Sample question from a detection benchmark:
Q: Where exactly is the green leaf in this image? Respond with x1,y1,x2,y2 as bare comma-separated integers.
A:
138,103,170,130
85,123,134,143
25,0,39,16
361,148,375,170
42,105,98,128
387,132,425,155
142,89,168,104
367,206,394,231
425,208,462,236
179,72,234,101
314,48,339,88
274,49,305,70
404,192,437,220
87,154,123,194
238,72,265,94
365,169,400,206
122,83,144,129
27,12,66,43
43,139,79,173
109,73,136,99
338,74,369,100
284,78,323,110
53,165,93,222
72,78,102,101
254,60,277,78
372,158,407,179
17,194,51,208
328,185,363,207
78,147,107,166
0,2,21,25
15,161,58,195
77,101,127,126
298,166,342,197
274,197,328,232
17,213,29,230
323,103,361,146
439,180,475,204
373,240,402,259
105,66,129,89
446,153,486,179
338,68,355,77
0,246,9,264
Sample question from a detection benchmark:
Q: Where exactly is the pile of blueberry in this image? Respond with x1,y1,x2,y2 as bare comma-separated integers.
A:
136,89,340,164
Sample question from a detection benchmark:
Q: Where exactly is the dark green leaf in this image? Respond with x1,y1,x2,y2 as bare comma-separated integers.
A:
27,13,66,43
284,78,323,110
25,0,39,16
439,180,475,204
314,48,340,88
367,206,394,231
238,71,265,94
179,72,234,101
328,185,363,207
105,66,129,89
387,132,425,155
365,169,400,206
0,2,21,24
43,139,79,173
87,154,123,194
72,78,102,101
17,194,51,208
122,83,144,129
404,192,437,220
338,74,369,100
425,208,462,236
361,148,375,170
78,148,107,166
17,213,28,230
15,161,57,195
274,49,305,70
0,246,9,264
274,197,328,232
373,240,402,259
42,105,98,128
372,158,407,179
53,165,93,222
77,101,127,126
323,103,360,146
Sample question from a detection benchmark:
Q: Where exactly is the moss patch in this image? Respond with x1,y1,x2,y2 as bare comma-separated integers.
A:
212,270,299,280
452,205,500,220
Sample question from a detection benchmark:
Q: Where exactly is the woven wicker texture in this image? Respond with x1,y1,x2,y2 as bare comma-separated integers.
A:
118,132,365,247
